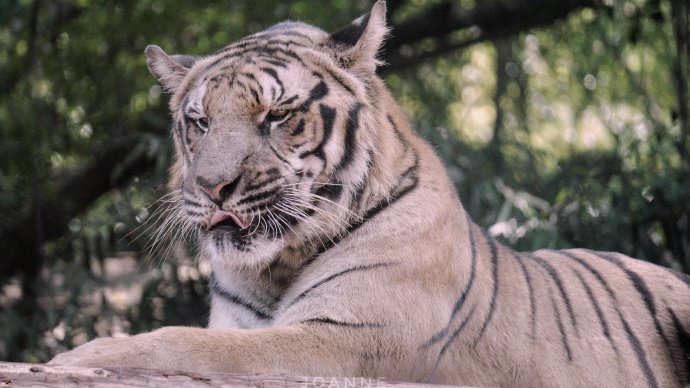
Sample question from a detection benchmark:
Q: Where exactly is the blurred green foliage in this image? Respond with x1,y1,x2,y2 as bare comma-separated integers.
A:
0,0,688,362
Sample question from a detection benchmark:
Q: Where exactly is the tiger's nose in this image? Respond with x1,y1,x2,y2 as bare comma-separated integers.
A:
197,174,242,205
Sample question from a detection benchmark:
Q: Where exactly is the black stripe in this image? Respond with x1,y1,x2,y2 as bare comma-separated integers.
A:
313,180,343,201
178,96,193,160
239,71,259,82
297,80,329,113
257,38,310,49
665,267,690,290
560,250,616,296
265,167,280,177
427,214,477,346
264,37,309,46
513,253,536,340
280,95,299,107
290,119,305,136
589,250,674,362
252,76,265,97
208,273,272,320
183,198,204,208
550,291,573,361
237,188,278,206
301,153,420,266
286,262,395,308
310,80,329,100
180,94,190,110
256,29,315,42
424,304,478,383
208,73,231,87
289,143,306,153
571,267,618,353
348,149,374,213
472,230,499,346
343,164,418,237
321,65,355,95
250,88,261,105
591,251,660,314
299,104,336,161
387,114,410,153
256,47,305,64
234,80,248,93
184,209,206,217
564,250,659,388
668,308,690,383
245,174,282,192
621,313,660,388
269,144,291,165
528,253,578,334
213,232,225,251
397,153,419,183
335,103,362,172
207,45,305,72
244,201,273,214
349,181,367,212
441,304,478,356
302,317,383,329
260,67,284,101
262,58,289,68
216,39,257,53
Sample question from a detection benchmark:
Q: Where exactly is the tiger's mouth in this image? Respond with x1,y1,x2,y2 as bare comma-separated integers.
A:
208,209,249,231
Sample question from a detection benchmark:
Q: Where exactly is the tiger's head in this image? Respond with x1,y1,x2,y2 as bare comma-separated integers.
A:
146,2,389,268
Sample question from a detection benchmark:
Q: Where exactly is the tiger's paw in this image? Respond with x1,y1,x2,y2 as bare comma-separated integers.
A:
49,337,121,367
48,336,148,368
47,329,179,369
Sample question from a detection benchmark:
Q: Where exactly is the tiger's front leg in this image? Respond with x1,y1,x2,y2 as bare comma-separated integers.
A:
48,325,364,376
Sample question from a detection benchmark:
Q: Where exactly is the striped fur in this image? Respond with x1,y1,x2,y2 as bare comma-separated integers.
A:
50,2,690,386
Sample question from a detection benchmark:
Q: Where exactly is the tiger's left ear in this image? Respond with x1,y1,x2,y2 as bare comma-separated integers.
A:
145,45,199,92
328,0,388,76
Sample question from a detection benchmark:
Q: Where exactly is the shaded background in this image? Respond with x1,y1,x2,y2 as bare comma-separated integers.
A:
1,0,688,362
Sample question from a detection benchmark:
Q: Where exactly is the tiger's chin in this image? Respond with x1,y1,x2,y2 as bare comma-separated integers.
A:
199,229,284,269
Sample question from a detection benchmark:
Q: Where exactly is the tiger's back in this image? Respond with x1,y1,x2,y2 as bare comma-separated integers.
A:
425,235,690,386
50,1,690,386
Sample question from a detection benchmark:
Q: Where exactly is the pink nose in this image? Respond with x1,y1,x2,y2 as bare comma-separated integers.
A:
197,175,242,205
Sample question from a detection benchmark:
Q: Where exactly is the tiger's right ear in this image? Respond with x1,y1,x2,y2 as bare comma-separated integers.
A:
328,0,388,77
145,45,198,92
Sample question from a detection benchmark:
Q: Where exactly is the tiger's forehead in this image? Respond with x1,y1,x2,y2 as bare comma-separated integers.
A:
204,22,326,72
184,53,314,118
175,22,332,116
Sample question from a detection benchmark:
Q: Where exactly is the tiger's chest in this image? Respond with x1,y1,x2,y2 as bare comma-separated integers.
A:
206,259,303,329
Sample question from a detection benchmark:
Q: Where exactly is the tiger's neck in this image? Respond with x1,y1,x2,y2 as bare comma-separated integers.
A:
276,78,423,267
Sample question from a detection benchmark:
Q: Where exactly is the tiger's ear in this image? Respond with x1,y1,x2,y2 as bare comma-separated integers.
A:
328,0,388,76
145,45,198,92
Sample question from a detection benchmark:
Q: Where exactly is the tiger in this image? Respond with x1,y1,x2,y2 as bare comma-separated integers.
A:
49,1,690,386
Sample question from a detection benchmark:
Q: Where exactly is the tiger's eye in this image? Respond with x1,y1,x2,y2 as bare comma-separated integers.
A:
195,117,209,132
267,109,290,122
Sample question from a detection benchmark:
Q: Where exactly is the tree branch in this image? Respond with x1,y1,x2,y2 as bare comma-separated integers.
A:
382,0,596,73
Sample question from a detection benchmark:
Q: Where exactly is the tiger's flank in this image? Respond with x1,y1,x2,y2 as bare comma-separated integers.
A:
49,1,690,386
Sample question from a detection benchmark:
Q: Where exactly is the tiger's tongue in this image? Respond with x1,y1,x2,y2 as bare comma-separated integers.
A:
209,209,248,230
